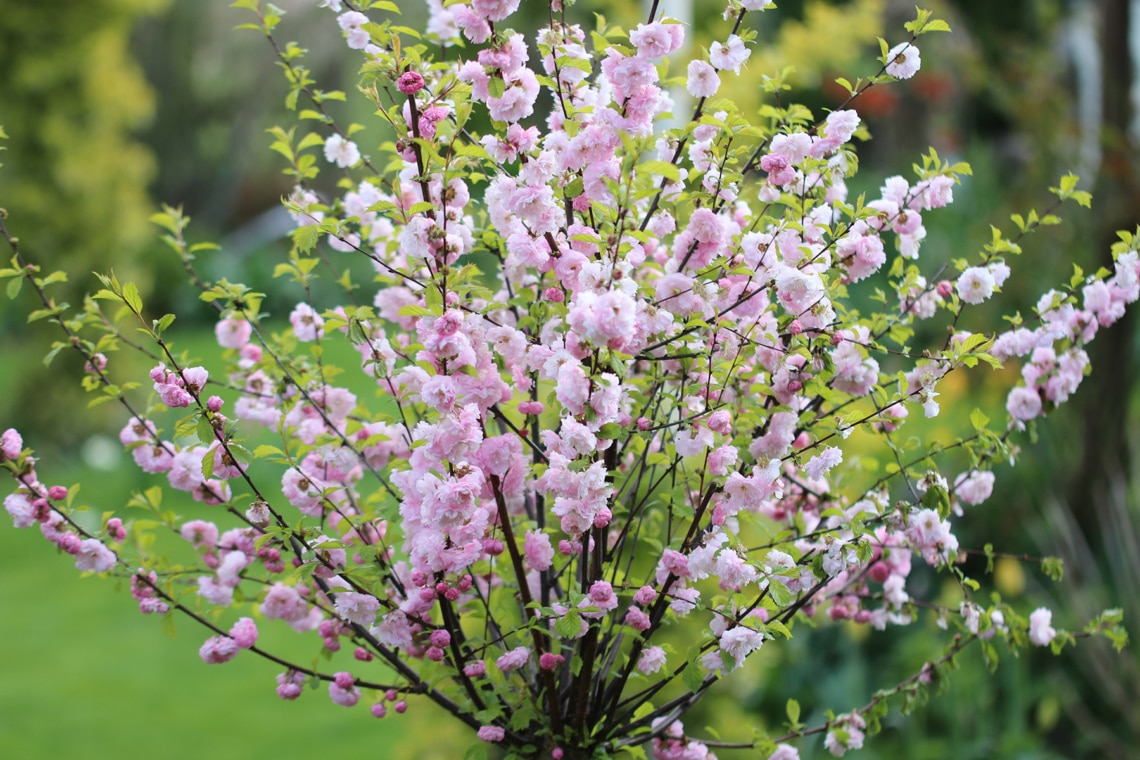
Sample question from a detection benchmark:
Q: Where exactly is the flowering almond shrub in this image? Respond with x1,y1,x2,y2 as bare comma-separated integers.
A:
0,2,1132,759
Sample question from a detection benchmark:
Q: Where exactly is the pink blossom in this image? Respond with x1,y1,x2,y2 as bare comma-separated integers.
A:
471,0,519,22
198,576,235,606
715,550,757,591
0,428,22,460
324,134,360,167
496,646,530,672
289,303,325,341
885,42,921,79
719,626,764,669
637,646,667,674
625,607,651,631
957,266,996,304
337,11,370,49
954,470,995,506
477,725,506,742
229,617,259,649
74,538,116,573
335,592,381,627
215,318,252,349
804,447,843,480
199,635,239,664
260,583,309,623
630,21,684,59
488,70,540,123
1029,607,1056,646
523,530,554,571
633,586,657,605
709,35,750,74
5,493,36,528
769,746,800,760
1006,386,1042,422
686,60,720,98
276,671,305,700
329,672,360,707
453,7,491,43
584,580,618,614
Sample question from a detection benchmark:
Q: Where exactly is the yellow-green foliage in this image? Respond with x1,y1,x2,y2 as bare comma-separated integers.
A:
0,0,168,293
751,0,886,88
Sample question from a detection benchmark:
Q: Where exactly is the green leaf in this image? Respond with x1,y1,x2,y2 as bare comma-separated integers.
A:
122,282,143,313
639,160,680,182
767,578,794,607
293,224,320,253
196,414,216,445
555,609,582,639
786,698,801,726
1042,556,1064,581
682,660,705,693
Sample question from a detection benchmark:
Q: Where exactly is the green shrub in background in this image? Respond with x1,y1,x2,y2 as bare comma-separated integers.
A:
0,0,169,297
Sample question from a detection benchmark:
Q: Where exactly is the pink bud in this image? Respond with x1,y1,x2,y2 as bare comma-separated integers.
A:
868,562,891,583
430,630,451,649
106,517,127,541
518,401,545,415
207,395,223,413
47,485,68,501
386,689,399,702
334,672,354,689
398,71,425,94
371,703,387,718
394,700,407,714
58,533,82,554
788,319,803,335
543,287,565,303
426,646,445,661
539,652,564,670
936,279,954,298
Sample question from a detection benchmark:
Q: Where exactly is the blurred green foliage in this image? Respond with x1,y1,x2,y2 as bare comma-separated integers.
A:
0,0,169,299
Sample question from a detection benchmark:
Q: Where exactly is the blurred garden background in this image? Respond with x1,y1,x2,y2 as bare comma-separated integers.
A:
1,0,1139,757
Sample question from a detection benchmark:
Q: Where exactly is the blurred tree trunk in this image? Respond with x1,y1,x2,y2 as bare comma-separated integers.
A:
1069,0,1140,530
